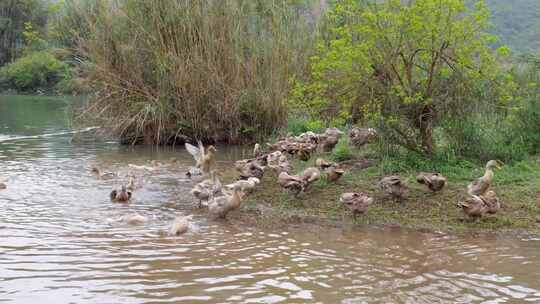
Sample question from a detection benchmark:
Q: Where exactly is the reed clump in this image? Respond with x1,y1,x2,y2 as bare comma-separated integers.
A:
75,0,312,144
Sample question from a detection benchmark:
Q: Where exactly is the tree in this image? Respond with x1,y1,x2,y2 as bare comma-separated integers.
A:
292,0,515,156
0,0,48,66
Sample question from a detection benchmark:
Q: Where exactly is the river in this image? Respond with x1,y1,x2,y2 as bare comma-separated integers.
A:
1,94,539,303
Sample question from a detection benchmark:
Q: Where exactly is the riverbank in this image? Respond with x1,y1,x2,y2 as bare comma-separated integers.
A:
221,152,540,235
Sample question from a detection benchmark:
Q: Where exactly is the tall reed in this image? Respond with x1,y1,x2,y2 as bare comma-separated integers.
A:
74,0,315,144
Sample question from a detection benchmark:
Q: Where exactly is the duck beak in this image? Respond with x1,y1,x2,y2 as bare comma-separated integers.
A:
496,160,504,169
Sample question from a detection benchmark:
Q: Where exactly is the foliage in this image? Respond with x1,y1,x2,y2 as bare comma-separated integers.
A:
70,0,315,144
331,139,354,162
0,51,69,92
286,116,326,135
0,0,49,66
509,59,540,154
291,0,516,156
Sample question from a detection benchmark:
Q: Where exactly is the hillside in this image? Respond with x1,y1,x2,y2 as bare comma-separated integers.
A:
487,0,539,54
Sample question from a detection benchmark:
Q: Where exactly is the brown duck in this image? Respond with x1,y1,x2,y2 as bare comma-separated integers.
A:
110,185,132,203
458,195,487,220
339,192,374,218
416,172,447,192
378,176,408,201
278,172,305,195
467,160,502,196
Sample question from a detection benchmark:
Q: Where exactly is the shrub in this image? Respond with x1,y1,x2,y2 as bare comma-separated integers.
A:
286,116,326,135
442,114,528,163
332,139,354,162
0,51,68,92
290,0,515,156
73,0,315,144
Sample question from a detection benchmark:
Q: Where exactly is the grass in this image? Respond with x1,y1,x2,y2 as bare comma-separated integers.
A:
71,0,316,144
232,142,540,234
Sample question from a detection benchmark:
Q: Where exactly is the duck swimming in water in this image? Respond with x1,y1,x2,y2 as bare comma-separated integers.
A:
91,167,117,180
169,215,193,235
185,140,217,175
110,185,132,202
208,184,243,220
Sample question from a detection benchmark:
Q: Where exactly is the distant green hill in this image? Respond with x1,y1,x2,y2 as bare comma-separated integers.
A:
487,0,540,54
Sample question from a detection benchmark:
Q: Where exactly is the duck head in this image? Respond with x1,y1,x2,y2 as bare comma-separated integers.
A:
486,160,503,170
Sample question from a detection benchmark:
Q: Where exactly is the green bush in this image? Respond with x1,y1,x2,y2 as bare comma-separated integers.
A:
0,51,68,92
512,99,540,154
286,117,326,135
442,114,528,163
332,140,354,162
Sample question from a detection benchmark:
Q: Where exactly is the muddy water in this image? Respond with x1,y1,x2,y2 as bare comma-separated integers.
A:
1,94,540,303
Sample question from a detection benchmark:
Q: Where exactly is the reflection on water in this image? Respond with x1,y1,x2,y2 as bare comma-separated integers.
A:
1,94,540,303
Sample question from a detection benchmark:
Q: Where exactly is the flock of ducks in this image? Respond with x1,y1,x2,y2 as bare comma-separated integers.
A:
0,126,506,230
180,127,505,224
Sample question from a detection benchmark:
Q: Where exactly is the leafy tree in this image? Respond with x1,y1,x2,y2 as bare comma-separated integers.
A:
0,0,48,66
292,0,515,156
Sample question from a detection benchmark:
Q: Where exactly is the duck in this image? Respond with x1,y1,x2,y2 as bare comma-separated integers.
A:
481,190,501,215
169,215,193,235
458,195,487,220
349,127,377,147
208,184,243,219
110,185,132,202
239,160,264,180
191,171,222,208
186,166,203,179
324,127,344,139
467,160,502,196
298,131,320,145
319,134,339,152
253,143,262,158
378,176,409,201
340,192,373,218
91,167,117,180
416,172,447,192
120,213,148,225
301,167,321,189
126,175,144,191
277,155,293,173
295,144,315,161
278,171,305,195
326,165,345,183
0,182,6,190
266,151,283,166
315,158,335,170
226,177,260,194
185,141,217,175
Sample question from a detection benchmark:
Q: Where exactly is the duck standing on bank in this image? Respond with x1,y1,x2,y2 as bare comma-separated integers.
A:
340,192,373,218
467,160,503,196
458,195,487,221
378,176,408,201
278,171,305,196
416,172,447,192
301,167,321,189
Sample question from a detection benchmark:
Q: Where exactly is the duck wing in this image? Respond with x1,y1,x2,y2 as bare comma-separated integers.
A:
185,142,203,165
